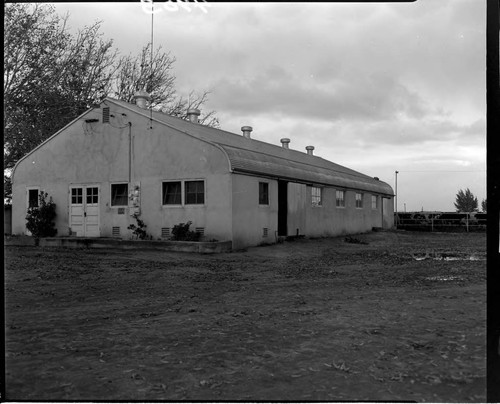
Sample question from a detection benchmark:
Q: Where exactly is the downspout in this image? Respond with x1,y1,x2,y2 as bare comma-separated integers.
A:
128,122,132,184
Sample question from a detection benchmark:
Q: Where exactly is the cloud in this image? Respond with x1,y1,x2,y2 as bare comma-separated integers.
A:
209,66,437,124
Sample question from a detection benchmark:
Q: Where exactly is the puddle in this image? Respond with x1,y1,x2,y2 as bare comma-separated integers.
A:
411,253,485,261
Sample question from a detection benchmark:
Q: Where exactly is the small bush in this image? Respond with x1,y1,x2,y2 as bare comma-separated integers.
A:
171,221,202,241
128,213,151,240
25,192,57,238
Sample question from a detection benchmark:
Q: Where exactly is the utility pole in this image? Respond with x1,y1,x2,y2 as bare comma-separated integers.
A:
395,171,399,228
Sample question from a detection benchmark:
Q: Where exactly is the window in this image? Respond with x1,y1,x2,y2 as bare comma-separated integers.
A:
372,195,378,209
311,186,322,207
336,190,345,207
71,188,83,204
111,183,128,206
162,181,182,205
86,187,99,204
259,182,269,205
185,180,204,204
356,192,363,208
28,188,40,208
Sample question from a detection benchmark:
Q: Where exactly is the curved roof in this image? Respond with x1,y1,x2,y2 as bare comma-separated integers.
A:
107,98,394,196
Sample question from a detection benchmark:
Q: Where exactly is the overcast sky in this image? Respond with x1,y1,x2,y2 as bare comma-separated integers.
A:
52,1,486,212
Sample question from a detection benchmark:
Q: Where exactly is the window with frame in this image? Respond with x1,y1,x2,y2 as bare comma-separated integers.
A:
71,188,83,204
311,186,322,207
336,190,345,207
259,182,269,205
28,188,40,208
162,181,182,205
111,183,128,206
356,192,363,208
86,187,99,204
185,180,205,204
371,195,378,209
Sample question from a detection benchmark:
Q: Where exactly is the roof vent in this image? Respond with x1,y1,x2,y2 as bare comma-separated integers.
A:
306,145,315,155
241,126,253,138
102,107,110,123
134,90,150,109
280,138,290,149
187,108,201,123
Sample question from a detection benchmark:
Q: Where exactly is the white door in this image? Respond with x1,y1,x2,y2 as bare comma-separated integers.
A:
70,186,100,237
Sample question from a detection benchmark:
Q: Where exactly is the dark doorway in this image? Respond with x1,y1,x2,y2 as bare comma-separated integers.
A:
278,180,288,236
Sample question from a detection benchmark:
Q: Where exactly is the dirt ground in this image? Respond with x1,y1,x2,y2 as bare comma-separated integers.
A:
4,230,486,401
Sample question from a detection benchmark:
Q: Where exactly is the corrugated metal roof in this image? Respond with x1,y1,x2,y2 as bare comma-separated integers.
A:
107,98,394,196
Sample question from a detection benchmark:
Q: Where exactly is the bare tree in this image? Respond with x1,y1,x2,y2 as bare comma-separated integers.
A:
112,44,220,128
4,4,118,201
4,5,220,202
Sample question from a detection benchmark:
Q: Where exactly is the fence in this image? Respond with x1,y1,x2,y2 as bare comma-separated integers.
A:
395,212,486,232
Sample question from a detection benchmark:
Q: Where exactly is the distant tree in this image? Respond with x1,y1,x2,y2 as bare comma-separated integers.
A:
112,44,219,127
454,188,478,212
481,199,487,212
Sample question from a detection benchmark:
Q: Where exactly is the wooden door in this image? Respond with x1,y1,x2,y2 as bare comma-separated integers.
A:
69,186,100,237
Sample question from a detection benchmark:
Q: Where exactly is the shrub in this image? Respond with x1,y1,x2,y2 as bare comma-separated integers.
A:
127,213,151,240
25,192,57,238
171,221,201,241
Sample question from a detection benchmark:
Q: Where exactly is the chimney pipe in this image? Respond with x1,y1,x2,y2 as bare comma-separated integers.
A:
280,138,290,149
241,126,253,138
187,108,201,124
134,90,150,109
306,145,315,155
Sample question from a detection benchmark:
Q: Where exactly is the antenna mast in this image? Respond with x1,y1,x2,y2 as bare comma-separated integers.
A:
149,0,154,129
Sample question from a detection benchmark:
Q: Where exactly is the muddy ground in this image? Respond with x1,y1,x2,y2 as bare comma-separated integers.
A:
4,230,486,401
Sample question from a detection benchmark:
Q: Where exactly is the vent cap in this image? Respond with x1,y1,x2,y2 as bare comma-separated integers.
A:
134,90,150,109
280,138,291,149
241,126,253,138
187,109,201,123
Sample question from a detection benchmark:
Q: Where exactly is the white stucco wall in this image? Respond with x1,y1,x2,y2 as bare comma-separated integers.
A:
12,102,233,242
231,174,278,249
304,187,393,237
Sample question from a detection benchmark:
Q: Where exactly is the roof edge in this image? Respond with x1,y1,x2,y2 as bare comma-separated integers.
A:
11,107,96,181
231,166,394,196
104,98,233,174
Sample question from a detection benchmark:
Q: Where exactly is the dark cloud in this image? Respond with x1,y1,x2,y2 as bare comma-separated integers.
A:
210,67,435,123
